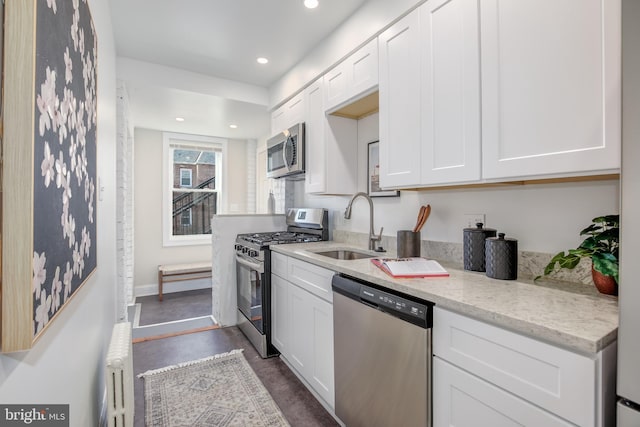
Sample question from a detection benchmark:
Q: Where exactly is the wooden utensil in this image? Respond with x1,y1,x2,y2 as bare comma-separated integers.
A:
414,205,431,233
413,206,426,232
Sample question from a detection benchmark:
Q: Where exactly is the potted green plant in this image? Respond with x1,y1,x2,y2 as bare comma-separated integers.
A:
538,215,619,295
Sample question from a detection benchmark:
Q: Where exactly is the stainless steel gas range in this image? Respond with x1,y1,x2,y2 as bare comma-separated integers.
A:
234,208,328,358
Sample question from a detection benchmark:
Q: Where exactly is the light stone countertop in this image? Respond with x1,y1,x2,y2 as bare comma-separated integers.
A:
270,241,619,355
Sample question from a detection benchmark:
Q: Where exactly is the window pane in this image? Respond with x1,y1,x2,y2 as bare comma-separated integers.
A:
173,149,216,189
172,191,217,236
180,209,191,226
179,168,192,187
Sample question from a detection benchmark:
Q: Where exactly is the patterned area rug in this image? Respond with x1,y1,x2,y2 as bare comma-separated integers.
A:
138,350,290,426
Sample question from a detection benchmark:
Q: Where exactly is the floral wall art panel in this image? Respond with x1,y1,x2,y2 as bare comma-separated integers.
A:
2,0,97,353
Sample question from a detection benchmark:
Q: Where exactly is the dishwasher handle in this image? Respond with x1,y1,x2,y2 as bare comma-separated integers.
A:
332,274,362,299
332,274,433,328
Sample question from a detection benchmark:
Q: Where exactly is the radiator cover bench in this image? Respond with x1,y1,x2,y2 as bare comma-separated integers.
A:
157,262,212,301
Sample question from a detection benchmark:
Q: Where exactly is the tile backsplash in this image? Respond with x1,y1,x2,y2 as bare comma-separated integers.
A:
333,230,594,286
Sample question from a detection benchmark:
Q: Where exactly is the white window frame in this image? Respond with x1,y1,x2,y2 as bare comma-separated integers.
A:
163,132,227,247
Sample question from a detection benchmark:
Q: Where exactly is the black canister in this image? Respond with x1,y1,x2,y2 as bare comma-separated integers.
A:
485,233,518,280
463,223,497,272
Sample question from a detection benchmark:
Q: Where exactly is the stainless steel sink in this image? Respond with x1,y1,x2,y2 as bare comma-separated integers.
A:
314,249,376,260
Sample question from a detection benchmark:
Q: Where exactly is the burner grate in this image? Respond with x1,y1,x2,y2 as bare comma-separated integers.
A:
237,231,322,246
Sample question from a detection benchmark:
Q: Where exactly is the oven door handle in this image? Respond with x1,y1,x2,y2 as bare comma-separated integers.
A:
235,254,264,274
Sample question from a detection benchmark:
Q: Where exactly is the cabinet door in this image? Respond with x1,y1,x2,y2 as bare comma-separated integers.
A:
305,80,358,195
480,0,621,179
285,92,305,129
305,80,327,194
433,357,574,427
324,64,347,112
421,0,481,185
271,107,286,135
348,38,378,102
434,307,596,427
378,9,422,188
324,116,358,195
324,39,379,113
288,256,335,303
270,274,289,355
309,295,335,409
288,284,312,377
271,252,288,278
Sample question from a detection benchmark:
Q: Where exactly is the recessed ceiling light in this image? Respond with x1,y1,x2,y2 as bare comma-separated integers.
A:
304,0,319,9
229,124,238,129
257,57,269,65
175,117,185,122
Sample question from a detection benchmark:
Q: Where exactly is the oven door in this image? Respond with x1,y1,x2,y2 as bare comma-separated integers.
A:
236,254,265,333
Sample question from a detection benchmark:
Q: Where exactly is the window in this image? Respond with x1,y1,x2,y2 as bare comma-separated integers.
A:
180,209,192,226
163,132,227,246
179,168,193,187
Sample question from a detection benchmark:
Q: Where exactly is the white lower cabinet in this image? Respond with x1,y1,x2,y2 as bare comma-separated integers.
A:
270,253,335,409
433,307,616,427
292,285,334,406
434,357,573,427
270,273,289,355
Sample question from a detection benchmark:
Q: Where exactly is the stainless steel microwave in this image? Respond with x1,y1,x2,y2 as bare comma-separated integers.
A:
266,122,305,179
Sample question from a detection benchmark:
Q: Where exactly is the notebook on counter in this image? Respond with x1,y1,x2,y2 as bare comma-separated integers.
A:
371,257,449,278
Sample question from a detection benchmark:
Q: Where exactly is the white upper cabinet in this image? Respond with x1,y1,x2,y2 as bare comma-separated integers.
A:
270,107,286,136
271,92,305,135
304,80,327,194
305,79,358,195
420,0,481,185
284,92,305,129
378,9,422,188
324,39,379,113
480,0,621,179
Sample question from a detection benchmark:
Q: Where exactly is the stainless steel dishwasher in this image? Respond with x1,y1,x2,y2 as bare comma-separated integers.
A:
332,274,433,427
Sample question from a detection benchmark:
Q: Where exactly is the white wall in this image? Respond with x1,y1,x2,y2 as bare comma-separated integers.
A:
227,139,248,213
0,0,118,425
295,114,620,255
133,128,253,291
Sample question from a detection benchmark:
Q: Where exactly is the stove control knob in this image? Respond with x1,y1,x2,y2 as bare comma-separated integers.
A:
248,250,258,258
234,244,242,252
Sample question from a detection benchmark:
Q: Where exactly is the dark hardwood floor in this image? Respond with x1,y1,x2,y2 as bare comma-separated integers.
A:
135,288,212,326
132,326,339,427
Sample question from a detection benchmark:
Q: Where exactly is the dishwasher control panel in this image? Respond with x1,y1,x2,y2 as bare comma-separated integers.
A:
332,273,434,328
359,287,428,321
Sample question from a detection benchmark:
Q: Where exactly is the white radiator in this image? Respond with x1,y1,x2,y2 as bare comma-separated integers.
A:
106,322,134,427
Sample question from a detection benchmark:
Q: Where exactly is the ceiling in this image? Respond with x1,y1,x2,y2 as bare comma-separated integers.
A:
110,0,368,139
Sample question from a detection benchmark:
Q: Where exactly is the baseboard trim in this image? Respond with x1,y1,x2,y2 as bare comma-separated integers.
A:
135,278,210,297
132,315,217,340
132,323,220,344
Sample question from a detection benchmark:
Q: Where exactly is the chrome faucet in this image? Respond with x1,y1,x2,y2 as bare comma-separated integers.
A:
344,192,384,251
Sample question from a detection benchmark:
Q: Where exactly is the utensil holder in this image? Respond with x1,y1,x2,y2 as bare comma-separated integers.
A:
397,230,421,258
